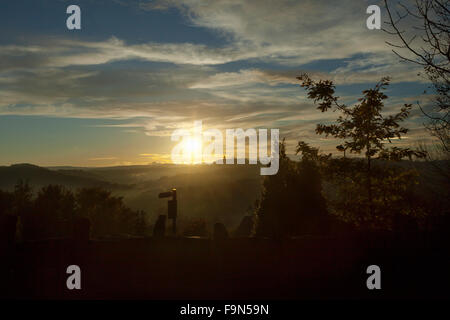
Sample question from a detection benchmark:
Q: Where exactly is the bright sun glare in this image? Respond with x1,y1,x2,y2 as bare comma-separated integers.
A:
183,137,202,153
181,137,203,164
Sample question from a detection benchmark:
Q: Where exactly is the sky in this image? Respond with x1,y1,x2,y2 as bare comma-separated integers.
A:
0,0,437,167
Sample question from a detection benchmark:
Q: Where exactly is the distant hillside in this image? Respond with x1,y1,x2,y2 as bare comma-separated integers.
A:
0,163,264,230
0,163,121,190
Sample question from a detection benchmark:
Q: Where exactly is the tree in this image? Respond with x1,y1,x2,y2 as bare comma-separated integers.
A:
384,0,449,153
0,190,14,217
77,187,125,237
33,185,76,238
134,210,150,236
255,139,329,238
297,74,426,229
76,187,144,238
13,180,35,240
0,190,15,242
12,180,33,215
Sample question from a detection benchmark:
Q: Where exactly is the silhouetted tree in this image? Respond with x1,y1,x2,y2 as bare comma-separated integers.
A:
0,182,150,240
213,222,229,241
0,190,13,217
297,74,427,229
33,185,76,239
255,139,329,238
384,0,449,154
234,215,254,237
0,190,15,246
76,187,140,237
134,210,149,236
13,180,33,214
153,215,166,238
13,180,34,240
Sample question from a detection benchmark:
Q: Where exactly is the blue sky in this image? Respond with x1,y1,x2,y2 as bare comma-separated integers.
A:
0,0,436,166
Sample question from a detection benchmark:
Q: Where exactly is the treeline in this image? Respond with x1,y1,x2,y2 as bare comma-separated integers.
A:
0,181,149,241
255,143,450,237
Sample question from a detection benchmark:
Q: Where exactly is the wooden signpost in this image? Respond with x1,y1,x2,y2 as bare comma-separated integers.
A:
158,188,177,235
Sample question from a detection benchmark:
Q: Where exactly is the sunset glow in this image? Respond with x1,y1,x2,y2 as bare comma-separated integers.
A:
181,137,203,164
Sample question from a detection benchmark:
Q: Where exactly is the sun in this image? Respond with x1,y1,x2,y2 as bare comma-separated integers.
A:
181,137,203,164
183,137,202,153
